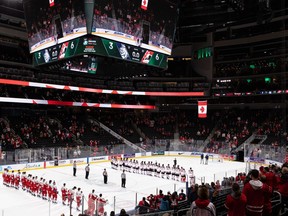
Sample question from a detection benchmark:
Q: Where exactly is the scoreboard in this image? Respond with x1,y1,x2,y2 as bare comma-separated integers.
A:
24,0,178,69
34,36,167,68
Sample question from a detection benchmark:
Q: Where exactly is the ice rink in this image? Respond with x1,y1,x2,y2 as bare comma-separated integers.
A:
0,156,247,216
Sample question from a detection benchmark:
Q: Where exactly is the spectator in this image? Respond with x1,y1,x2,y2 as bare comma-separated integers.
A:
189,185,216,216
277,166,288,213
138,197,150,214
170,192,179,211
225,182,247,216
159,195,170,211
242,169,272,216
119,209,129,216
188,184,199,204
179,189,186,201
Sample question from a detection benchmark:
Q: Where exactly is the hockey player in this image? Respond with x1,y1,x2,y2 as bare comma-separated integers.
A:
157,164,161,178
96,194,107,216
87,189,97,216
119,158,123,171
6,170,11,187
42,179,48,200
14,170,21,189
37,177,43,197
10,170,15,188
67,186,77,207
161,164,166,178
31,176,36,196
21,172,27,191
2,168,8,186
47,180,53,201
61,183,68,205
135,160,140,174
188,167,195,186
76,188,83,211
52,181,58,204
180,167,186,182
166,164,171,179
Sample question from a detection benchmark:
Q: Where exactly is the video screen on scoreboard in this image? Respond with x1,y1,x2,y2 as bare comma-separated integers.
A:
23,0,87,53
92,0,178,55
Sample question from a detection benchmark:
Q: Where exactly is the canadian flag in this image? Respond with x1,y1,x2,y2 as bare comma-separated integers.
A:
198,101,207,118
49,0,55,7
141,0,149,10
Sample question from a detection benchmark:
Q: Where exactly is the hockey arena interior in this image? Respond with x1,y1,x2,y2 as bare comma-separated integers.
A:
0,0,287,216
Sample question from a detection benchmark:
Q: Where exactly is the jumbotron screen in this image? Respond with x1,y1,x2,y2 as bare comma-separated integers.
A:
23,0,87,53
92,0,178,56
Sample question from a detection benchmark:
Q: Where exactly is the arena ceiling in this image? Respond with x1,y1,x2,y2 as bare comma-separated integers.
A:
0,0,285,45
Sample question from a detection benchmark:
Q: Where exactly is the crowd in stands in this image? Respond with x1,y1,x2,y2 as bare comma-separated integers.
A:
0,108,287,155
0,118,24,150
206,109,270,154
134,113,176,140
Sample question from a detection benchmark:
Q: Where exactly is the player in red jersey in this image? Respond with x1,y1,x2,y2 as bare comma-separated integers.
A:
21,172,27,190
37,177,43,197
31,176,36,196
87,189,97,216
42,179,48,200
26,174,32,193
61,183,68,205
2,168,7,186
96,194,107,216
47,180,53,201
14,170,21,190
10,170,15,188
67,186,77,207
52,181,58,203
76,188,83,211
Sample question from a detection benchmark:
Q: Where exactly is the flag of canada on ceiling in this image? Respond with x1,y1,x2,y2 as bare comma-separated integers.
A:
198,101,207,118
49,0,55,7
141,0,148,10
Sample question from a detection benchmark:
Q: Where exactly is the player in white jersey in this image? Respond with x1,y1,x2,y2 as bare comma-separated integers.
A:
118,158,122,170
175,166,181,181
132,159,136,173
160,164,165,178
157,164,161,177
143,162,147,175
188,167,195,186
111,157,116,170
180,167,186,182
166,164,171,179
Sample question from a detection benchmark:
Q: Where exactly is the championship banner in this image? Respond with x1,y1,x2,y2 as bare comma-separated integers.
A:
198,100,207,118
141,0,148,10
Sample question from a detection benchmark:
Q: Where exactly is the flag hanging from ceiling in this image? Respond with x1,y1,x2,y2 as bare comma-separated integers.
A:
141,0,149,10
198,101,207,118
49,0,55,7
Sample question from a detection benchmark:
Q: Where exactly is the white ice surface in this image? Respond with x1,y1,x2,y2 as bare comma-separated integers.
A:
0,156,247,216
